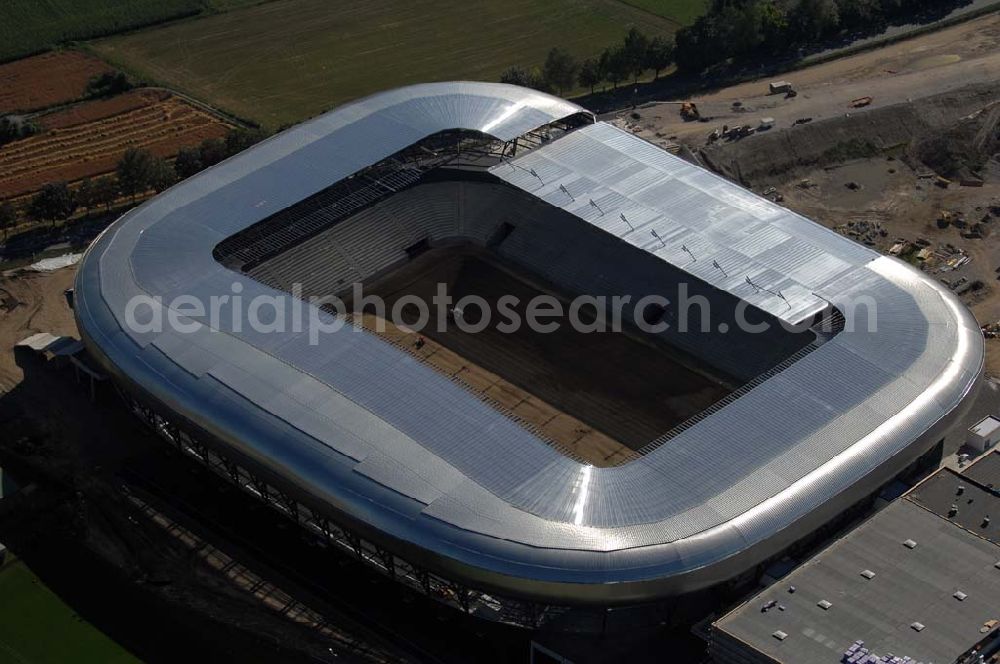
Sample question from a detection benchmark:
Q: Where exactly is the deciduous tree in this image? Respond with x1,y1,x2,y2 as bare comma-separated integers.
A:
174,146,203,179
224,127,267,157
93,176,119,212
149,157,177,193
542,48,578,96
792,0,840,41
116,148,156,202
29,182,77,229
578,58,602,94
601,47,629,91
500,66,532,87
622,28,650,83
76,178,97,217
199,138,227,168
644,36,675,80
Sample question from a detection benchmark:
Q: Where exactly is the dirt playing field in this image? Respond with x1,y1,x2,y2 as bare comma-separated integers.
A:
0,51,112,114
352,311,638,467
0,89,231,200
345,247,731,464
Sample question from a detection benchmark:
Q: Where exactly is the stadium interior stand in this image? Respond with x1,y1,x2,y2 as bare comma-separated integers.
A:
244,172,815,385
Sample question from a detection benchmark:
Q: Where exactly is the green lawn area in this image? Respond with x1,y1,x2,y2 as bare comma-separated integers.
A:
0,0,204,62
0,0,278,62
0,559,138,664
93,0,689,129
613,0,709,25
204,0,276,11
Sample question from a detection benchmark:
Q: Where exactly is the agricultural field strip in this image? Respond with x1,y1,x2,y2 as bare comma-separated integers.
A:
37,90,166,131
0,51,111,114
0,96,230,199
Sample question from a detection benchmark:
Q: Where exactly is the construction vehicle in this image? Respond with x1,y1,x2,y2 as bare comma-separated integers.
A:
769,81,793,95
680,101,700,121
726,124,755,139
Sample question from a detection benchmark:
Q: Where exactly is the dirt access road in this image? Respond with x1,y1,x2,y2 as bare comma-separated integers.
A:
0,268,78,392
630,12,1000,145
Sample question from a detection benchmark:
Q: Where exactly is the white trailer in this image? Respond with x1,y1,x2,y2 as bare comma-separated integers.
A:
967,415,1000,452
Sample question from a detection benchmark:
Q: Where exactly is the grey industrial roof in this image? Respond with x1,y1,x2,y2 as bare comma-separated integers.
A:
909,467,1000,546
963,450,1000,490
73,82,985,603
714,490,1000,664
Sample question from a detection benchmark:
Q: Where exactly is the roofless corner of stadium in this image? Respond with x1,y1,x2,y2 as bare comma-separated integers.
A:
73,82,985,631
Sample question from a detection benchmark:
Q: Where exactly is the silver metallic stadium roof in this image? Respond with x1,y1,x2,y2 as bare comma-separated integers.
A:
491,122,869,325
74,82,984,603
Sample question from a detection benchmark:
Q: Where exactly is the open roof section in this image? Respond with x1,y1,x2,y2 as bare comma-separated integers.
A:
212,117,592,274
74,82,984,604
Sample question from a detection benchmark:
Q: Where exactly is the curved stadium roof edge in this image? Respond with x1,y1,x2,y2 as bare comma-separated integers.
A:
74,82,984,604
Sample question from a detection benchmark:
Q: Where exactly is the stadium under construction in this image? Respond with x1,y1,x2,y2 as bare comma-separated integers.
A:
73,83,984,630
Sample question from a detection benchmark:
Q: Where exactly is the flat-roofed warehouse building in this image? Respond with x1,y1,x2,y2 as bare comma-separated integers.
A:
74,83,985,628
711,452,1000,664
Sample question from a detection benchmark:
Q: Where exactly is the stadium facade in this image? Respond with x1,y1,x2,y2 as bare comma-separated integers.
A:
74,83,984,628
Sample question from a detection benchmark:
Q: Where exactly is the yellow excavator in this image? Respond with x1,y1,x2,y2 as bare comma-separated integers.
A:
680,101,700,121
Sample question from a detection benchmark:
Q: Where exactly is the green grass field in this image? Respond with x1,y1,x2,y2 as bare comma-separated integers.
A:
0,0,278,62
618,0,708,25
0,0,202,62
93,0,696,128
0,560,138,664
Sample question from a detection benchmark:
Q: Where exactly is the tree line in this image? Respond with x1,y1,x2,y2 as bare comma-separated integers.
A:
674,0,959,72
500,0,964,94
0,127,266,240
500,29,675,95
501,28,675,97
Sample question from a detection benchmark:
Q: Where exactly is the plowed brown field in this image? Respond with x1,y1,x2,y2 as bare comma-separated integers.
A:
0,91,231,200
0,51,112,114
37,89,168,130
